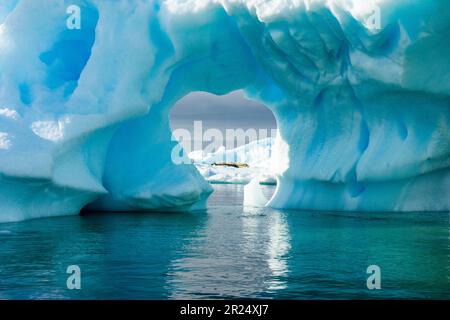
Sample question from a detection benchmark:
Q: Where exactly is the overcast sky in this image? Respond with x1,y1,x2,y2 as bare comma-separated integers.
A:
170,90,277,149
170,90,275,123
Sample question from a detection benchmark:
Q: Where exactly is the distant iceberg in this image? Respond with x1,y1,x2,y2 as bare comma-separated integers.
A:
190,138,276,185
0,0,449,222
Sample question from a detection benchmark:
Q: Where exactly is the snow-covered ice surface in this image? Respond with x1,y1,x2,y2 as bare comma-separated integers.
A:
244,178,270,207
190,138,276,185
0,0,449,222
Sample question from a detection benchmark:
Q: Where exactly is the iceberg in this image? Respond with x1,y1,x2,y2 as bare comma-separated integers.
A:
190,138,276,185
0,0,449,222
244,178,270,207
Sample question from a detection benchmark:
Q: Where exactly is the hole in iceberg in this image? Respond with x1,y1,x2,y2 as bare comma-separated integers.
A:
170,90,278,207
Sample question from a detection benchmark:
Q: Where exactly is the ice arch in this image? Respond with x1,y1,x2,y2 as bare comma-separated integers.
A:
0,0,449,222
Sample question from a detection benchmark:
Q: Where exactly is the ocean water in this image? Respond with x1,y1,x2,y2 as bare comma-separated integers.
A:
0,184,449,300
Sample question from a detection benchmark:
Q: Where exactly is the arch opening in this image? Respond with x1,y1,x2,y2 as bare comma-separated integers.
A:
169,90,279,207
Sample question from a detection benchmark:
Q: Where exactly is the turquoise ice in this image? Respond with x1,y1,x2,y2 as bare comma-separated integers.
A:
0,0,449,222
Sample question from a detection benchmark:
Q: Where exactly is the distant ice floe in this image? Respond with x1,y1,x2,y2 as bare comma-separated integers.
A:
190,138,277,185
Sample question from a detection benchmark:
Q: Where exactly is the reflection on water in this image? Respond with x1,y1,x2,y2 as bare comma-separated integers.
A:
0,184,449,299
266,211,290,291
167,191,291,299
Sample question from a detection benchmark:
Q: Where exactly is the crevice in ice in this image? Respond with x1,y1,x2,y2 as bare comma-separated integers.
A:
358,121,370,153
398,120,408,141
39,2,99,97
148,1,174,80
18,83,31,106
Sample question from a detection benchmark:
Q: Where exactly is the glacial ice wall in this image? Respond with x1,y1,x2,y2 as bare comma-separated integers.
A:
0,0,449,222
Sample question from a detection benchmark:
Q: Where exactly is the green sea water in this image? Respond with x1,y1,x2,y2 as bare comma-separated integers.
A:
0,184,449,299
